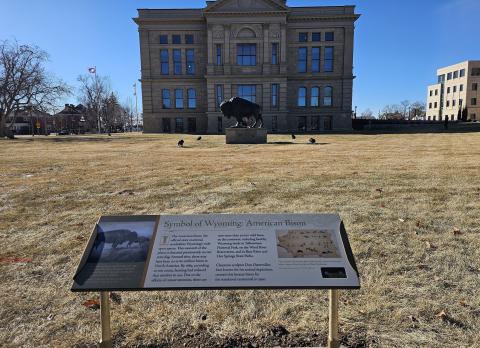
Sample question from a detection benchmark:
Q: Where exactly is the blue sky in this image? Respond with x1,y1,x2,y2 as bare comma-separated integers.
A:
1,0,479,115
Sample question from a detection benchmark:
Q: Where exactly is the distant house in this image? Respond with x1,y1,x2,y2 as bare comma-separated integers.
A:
7,109,52,135
53,104,90,133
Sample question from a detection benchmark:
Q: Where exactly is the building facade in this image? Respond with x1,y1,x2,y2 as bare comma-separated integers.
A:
134,0,360,134
426,61,480,122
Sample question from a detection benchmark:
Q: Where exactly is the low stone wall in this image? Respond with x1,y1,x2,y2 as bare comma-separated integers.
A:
352,120,480,133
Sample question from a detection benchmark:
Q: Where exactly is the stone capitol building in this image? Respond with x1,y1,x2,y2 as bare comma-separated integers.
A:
134,0,360,134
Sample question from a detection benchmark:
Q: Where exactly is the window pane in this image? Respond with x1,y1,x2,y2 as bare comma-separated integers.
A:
237,44,256,66
271,84,279,108
175,89,183,108
299,32,308,42
161,49,169,75
325,32,334,41
185,35,194,44
298,47,307,73
172,35,181,44
216,44,222,65
271,43,278,65
312,47,320,72
215,85,224,110
238,85,256,103
323,86,333,106
173,49,182,75
175,117,183,132
312,32,321,42
188,89,196,108
298,87,306,107
186,49,195,75
160,35,168,44
311,87,319,106
324,47,334,72
162,89,171,109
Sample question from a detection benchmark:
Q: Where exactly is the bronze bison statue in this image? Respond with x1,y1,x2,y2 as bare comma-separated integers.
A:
220,97,263,128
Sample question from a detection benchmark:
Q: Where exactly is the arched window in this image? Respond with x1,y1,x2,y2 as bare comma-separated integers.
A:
311,87,320,107
323,86,333,106
298,87,307,107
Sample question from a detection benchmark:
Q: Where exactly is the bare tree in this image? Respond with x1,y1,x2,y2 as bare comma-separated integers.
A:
400,100,411,120
0,40,70,138
410,101,426,120
359,108,375,119
77,73,111,133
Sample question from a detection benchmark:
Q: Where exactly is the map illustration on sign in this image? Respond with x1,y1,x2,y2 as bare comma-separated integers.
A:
276,230,340,258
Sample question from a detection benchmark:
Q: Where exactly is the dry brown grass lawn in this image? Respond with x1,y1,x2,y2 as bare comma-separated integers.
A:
0,133,479,348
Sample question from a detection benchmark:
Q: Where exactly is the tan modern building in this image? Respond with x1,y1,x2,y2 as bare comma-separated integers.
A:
426,60,480,122
133,0,360,134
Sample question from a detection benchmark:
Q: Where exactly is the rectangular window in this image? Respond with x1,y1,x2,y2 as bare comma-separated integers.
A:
218,116,223,133
187,118,196,133
297,116,307,132
453,99,456,106
323,86,333,106
175,117,184,133
324,47,334,72
160,49,169,75
325,32,334,41
272,116,278,132
460,69,465,77
471,68,480,76
438,75,445,83
429,103,432,109
163,118,171,133
173,49,182,75
238,85,256,103
216,44,222,65
237,44,256,66
311,116,319,131
186,49,195,75
160,35,168,44
459,99,463,107
312,47,320,73
460,84,464,91
311,86,320,106
434,102,437,108
312,32,321,42
185,34,194,44
298,47,307,73
447,72,452,80
446,100,450,107
473,83,478,91
162,89,171,109
215,85,224,110
472,98,477,106
435,89,438,95
453,70,458,79
447,87,450,94
271,43,279,65
429,90,432,97
453,86,457,93
187,88,196,109
271,84,279,109
172,35,181,44
298,87,307,107
299,32,308,42
175,89,183,108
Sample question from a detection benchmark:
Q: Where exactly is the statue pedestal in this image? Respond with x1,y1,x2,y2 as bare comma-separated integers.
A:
225,128,267,144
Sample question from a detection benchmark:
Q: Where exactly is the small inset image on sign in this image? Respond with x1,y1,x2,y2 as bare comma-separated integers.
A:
276,229,340,258
321,267,347,279
88,223,153,263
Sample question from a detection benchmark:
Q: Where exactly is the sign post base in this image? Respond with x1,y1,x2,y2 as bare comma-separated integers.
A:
99,291,112,348
328,289,340,348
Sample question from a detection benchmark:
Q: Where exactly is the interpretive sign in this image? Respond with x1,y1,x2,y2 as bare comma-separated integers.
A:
72,214,359,291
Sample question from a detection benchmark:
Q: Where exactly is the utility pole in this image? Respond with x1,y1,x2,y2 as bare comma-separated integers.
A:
89,66,101,134
133,83,139,132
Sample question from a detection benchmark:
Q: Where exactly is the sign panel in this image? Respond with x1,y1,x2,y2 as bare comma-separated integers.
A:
72,214,360,291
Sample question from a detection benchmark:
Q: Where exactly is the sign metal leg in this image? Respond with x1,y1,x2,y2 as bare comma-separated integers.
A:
99,291,112,348
328,289,340,348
